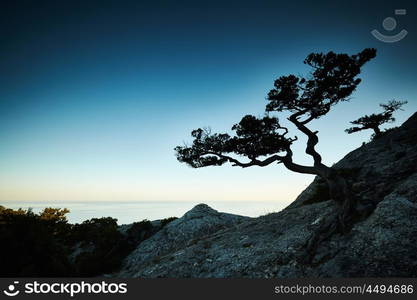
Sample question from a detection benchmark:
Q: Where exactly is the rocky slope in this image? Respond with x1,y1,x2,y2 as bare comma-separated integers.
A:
118,204,249,277
116,112,417,278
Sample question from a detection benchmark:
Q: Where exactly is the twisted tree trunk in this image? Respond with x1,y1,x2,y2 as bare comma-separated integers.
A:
287,113,364,263
288,112,360,224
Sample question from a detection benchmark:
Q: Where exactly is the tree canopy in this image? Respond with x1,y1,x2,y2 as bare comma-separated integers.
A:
175,48,377,176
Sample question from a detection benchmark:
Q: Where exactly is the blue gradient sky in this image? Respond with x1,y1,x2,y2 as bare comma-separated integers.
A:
0,0,416,205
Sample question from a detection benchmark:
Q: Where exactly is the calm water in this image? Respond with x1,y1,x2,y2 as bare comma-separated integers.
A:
1,201,288,225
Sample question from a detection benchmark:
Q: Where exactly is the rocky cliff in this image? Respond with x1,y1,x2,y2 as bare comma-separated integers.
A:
118,204,249,277
116,112,417,278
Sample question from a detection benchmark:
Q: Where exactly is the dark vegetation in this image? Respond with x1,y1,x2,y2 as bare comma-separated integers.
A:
346,100,407,139
67,217,133,276
0,205,176,277
175,48,380,260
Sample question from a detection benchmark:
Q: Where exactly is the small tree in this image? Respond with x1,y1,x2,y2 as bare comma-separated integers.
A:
345,100,407,138
175,49,376,248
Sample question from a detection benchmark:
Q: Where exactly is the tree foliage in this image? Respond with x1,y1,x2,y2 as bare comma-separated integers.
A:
345,100,407,137
175,115,296,168
266,49,376,117
0,206,72,276
0,206,160,277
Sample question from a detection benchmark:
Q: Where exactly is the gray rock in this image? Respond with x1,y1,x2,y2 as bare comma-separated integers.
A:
117,204,249,277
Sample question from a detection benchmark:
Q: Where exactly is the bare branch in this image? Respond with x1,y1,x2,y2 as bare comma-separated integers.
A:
202,151,283,168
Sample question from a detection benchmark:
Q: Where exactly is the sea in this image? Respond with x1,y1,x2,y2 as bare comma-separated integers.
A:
1,201,288,225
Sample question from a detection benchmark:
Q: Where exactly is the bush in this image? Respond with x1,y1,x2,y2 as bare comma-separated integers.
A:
0,206,73,276
0,206,176,277
125,220,154,246
160,217,178,228
68,217,132,276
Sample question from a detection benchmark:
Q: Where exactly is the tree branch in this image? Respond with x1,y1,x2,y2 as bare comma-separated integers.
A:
203,152,284,168
282,159,318,175
203,149,318,175
280,144,318,175
288,111,323,166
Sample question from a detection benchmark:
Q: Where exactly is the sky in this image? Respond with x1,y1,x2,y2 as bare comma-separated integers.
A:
0,0,416,206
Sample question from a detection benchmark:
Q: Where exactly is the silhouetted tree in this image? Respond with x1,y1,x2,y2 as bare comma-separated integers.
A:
345,100,407,138
175,49,377,254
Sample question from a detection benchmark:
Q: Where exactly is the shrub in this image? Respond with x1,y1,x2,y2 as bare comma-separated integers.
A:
160,217,177,228
0,206,73,276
